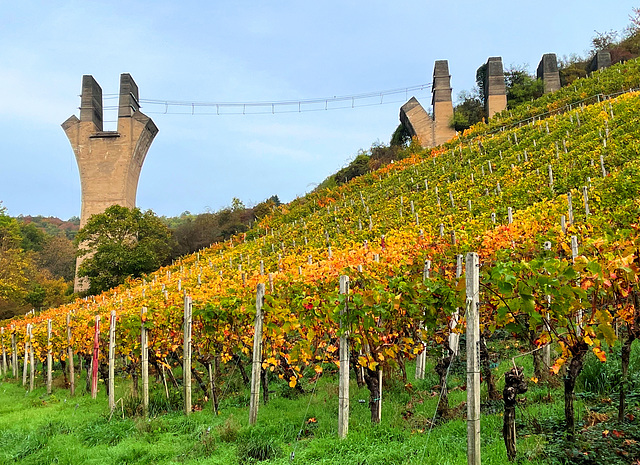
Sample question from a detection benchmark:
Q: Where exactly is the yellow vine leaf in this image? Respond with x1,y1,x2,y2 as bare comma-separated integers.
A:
551,357,566,374
593,347,607,363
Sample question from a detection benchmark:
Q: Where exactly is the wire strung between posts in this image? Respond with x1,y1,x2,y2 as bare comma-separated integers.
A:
289,350,330,462
214,354,243,406
477,86,640,138
417,350,458,463
417,296,474,463
134,83,431,116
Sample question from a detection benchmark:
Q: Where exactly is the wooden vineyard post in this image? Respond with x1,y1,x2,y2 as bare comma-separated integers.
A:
1,327,6,377
449,255,463,356
183,295,193,415
29,324,35,392
46,319,53,395
91,316,100,399
22,325,29,386
108,310,116,412
583,186,589,217
567,192,574,225
571,235,582,336
11,325,17,379
141,307,149,417
543,242,552,370
377,369,383,423
338,275,350,438
67,314,75,396
466,252,481,465
208,362,219,415
415,260,430,380
249,283,265,426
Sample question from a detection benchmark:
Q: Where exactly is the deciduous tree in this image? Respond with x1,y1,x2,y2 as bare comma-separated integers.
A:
75,205,175,294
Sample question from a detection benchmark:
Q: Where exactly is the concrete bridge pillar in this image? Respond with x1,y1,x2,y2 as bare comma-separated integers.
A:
589,50,612,73
399,97,433,147
484,57,507,119
62,74,158,292
399,60,455,148
431,60,455,146
537,53,561,94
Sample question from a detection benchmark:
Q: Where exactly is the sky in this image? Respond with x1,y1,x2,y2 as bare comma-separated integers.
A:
0,0,637,219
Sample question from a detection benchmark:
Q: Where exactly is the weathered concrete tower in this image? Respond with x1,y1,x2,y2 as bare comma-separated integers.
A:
537,53,561,94
431,60,456,146
399,60,455,148
399,97,433,147
589,50,612,73
62,74,158,292
484,57,507,119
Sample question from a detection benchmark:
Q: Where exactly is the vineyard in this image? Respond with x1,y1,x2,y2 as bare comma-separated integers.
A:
3,58,640,464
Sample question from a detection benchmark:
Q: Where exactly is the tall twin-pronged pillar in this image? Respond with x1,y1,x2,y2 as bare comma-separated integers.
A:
62,74,158,292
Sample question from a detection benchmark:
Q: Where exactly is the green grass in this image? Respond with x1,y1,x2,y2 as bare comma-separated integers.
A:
3,344,640,464
0,356,557,465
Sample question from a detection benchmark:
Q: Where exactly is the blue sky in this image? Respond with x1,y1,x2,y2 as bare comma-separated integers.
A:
0,0,636,219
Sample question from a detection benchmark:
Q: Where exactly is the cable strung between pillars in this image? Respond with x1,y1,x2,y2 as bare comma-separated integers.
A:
131,83,431,116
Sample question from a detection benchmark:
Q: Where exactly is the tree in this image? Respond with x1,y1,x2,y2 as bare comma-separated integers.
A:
0,203,72,318
476,63,488,105
0,245,30,316
253,196,281,220
333,152,371,185
36,235,76,281
591,29,618,52
390,123,411,147
0,202,21,249
267,195,281,206
75,205,175,294
452,89,485,131
504,66,544,109
558,54,589,87
231,197,245,212
18,223,46,252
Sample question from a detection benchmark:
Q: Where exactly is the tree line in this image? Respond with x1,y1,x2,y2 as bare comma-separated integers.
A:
0,195,282,318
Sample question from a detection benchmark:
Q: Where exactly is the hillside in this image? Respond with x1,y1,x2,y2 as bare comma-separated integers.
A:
17,215,80,240
3,58,640,463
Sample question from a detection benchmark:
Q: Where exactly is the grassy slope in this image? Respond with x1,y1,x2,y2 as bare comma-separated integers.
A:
1,353,559,465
